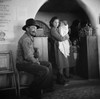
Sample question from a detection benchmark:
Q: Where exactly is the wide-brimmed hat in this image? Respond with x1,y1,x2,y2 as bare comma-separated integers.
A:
22,18,40,31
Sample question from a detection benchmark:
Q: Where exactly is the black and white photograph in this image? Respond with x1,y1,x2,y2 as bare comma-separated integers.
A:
0,0,100,99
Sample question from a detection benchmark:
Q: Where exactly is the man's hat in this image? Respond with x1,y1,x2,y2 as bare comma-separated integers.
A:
22,18,40,31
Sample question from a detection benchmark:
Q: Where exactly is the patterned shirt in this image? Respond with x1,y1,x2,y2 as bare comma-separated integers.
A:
16,32,37,64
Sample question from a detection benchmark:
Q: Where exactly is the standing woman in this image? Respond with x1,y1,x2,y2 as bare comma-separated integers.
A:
49,16,69,85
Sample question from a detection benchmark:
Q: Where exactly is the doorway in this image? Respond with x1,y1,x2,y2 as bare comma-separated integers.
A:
35,0,99,80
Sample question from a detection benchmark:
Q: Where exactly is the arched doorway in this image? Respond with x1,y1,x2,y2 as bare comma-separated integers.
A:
35,0,91,26
35,0,99,80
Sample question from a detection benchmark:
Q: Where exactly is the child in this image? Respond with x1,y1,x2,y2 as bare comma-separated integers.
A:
72,40,79,61
72,39,80,74
58,20,70,58
58,20,70,79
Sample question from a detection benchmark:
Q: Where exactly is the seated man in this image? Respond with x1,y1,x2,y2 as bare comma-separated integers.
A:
16,18,54,99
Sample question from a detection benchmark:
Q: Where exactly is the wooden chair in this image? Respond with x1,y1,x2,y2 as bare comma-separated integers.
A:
16,70,34,98
0,50,19,98
0,50,31,99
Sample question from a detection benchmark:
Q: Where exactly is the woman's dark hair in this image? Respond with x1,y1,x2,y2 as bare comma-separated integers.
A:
49,16,59,27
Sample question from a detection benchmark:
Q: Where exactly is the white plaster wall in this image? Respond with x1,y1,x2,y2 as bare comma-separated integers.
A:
13,0,47,43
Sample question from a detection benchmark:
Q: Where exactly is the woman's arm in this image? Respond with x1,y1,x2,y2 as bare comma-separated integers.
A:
51,28,68,41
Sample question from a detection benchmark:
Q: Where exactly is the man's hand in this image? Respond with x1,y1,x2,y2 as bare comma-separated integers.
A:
37,61,40,65
34,48,39,58
35,58,40,65
65,34,69,40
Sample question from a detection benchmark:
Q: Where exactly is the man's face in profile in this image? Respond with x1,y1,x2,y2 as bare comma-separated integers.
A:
27,25,37,36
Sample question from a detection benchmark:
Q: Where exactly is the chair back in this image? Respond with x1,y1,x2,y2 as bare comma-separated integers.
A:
0,50,17,89
0,50,12,70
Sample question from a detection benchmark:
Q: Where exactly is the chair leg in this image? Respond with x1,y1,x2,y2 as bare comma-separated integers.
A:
10,51,20,99
15,71,21,99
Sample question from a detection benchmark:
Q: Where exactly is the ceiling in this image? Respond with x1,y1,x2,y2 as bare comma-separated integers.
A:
39,0,85,13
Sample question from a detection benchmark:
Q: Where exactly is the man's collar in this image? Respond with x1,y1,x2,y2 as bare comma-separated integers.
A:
25,32,34,42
